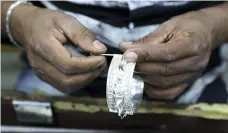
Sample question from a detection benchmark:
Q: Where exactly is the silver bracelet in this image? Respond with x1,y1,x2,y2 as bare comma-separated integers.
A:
6,0,32,48
106,54,144,119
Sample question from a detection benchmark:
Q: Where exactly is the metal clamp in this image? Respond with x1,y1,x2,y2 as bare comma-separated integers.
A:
13,100,53,124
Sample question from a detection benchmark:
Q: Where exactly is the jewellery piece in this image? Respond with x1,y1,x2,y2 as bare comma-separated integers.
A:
6,0,33,48
106,54,144,118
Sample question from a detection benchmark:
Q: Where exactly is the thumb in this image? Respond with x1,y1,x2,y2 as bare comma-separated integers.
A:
119,26,168,52
60,17,107,54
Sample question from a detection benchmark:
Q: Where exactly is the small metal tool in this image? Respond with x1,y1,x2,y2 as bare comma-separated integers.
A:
101,54,115,56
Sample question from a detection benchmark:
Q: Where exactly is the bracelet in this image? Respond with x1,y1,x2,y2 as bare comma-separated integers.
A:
106,54,144,118
6,0,32,48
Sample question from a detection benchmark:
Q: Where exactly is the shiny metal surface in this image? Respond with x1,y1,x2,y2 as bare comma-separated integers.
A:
1,126,162,133
1,126,118,133
13,100,53,124
106,54,144,118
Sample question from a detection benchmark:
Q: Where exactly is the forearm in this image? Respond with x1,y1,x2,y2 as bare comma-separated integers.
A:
1,1,15,38
1,1,40,42
200,2,228,47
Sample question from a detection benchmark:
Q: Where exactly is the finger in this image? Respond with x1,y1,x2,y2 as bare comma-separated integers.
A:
136,55,209,76
32,68,55,87
123,35,201,63
30,52,106,93
119,42,134,52
144,83,188,100
32,67,73,94
119,25,168,52
58,16,107,54
138,72,199,88
134,27,168,45
32,68,76,94
32,37,107,74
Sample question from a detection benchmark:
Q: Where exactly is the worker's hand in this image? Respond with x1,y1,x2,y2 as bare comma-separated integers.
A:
10,5,107,93
120,11,215,100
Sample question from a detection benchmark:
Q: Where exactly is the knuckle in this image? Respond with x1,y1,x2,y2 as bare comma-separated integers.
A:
196,59,207,71
26,38,35,48
61,86,74,94
29,59,36,68
142,50,152,61
192,43,203,55
31,42,43,53
166,87,182,100
58,61,75,74
58,63,68,73
28,54,37,68
47,27,62,39
79,27,92,38
166,92,178,100
60,78,84,93
83,75,94,83
61,65,73,74
58,20,69,30
163,47,175,62
190,56,208,72
76,76,95,89
135,63,144,72
165,51,175,62
61,77,73,87
161,78,172,88
160,64,172,76
70,31,78,43
59,14,75,24
57,15,75,31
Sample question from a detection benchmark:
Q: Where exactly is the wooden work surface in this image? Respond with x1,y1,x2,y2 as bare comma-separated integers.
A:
1,89,228,133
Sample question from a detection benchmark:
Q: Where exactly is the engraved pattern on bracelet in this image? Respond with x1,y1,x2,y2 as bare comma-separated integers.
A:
106,54,144,118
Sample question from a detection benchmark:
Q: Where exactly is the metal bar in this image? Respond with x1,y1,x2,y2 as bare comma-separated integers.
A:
1,126,116,133
1,125,155,133
101,54,115,56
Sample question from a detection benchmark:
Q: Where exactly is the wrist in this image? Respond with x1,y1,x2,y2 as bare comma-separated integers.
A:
1,1,15,37
9,3,40,47
199,4,228,48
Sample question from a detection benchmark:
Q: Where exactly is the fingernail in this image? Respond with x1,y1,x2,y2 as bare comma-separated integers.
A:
93,40,106,50
124,52,137,62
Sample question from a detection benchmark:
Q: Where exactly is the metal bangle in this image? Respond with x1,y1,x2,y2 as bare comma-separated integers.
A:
6,0,33,48
106,54,144,118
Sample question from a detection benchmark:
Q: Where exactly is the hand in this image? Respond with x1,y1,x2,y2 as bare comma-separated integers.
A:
120,11,215,99
10,5,107,93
